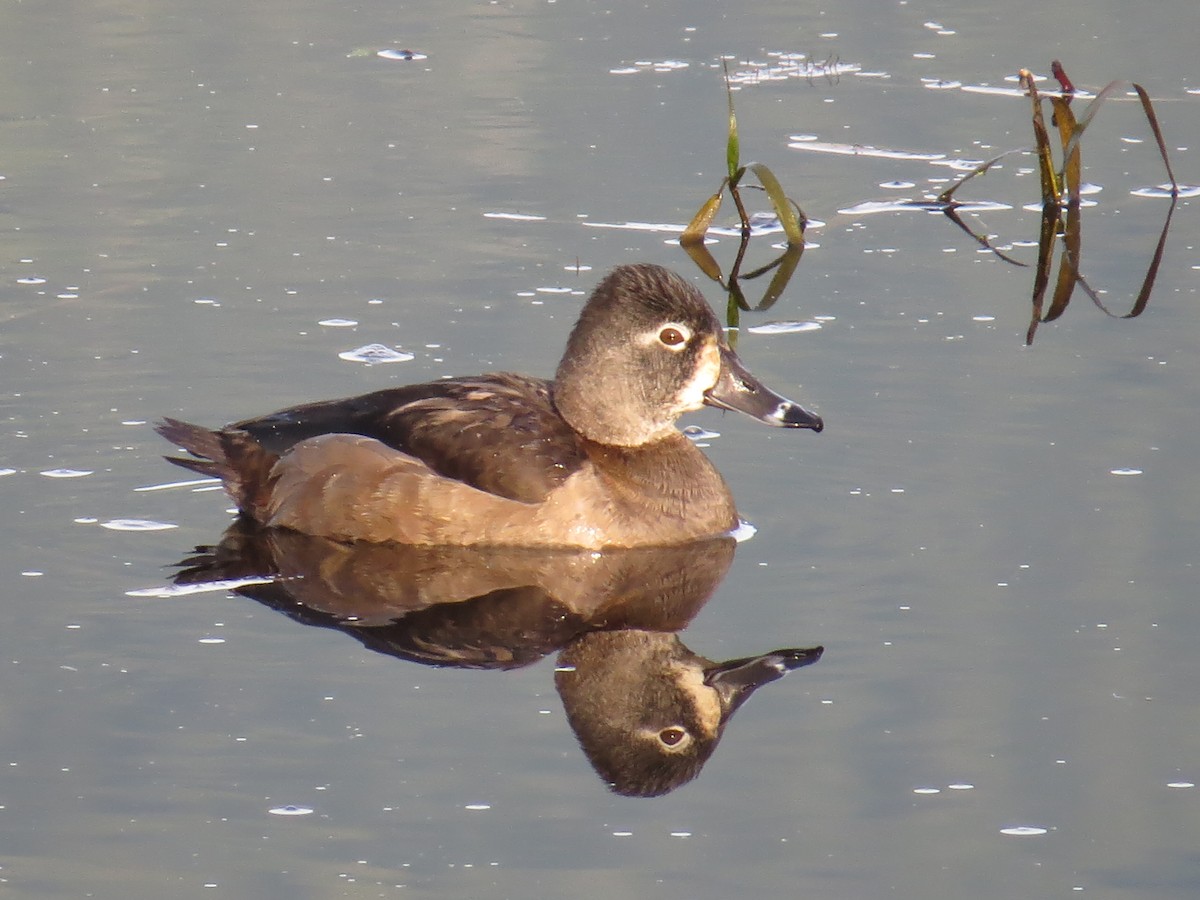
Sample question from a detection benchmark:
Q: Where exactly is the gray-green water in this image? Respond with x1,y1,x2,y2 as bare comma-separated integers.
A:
3,1,1199,897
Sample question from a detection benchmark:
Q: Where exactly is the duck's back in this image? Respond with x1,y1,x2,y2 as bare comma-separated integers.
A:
233,373,588,504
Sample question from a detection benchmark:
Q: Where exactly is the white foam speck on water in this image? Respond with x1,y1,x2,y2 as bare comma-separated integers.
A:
126,576,277,598
682,425,720,442
100,519,178,532
376,49,427,61
1110,468,1143,476
746,321,822,335
483,211,546,221
318,317,358,327
135,477,222,492
1131,184,1200,198
40,468,93,478
338,344,414,365
464,804,491,811
730,520,757,543
1000,826,1048,836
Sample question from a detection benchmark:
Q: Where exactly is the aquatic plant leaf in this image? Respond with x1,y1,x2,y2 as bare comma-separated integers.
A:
681,236,725,282
727,166,752,239
1048,96,1081,197
1132,83,1179,193
942,207,1027,266
726,290,742,338
1020,70,1061,203
936,149,1025,204
746,163,805,246
1124,196,1176,317
724,62,740,178
682,190,726,247
1081,196,1176,320
1026,202,1061,344
745,244,803,311
1057,80,1122,193
1045,199,1082,322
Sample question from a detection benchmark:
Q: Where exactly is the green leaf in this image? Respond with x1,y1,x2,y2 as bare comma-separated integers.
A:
723,61,740,178
682,189,725,247
747,163,805,246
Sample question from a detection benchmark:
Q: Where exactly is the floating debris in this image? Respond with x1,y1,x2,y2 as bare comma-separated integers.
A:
730,520,757,543
787,138,946,161
1000,826,1048,836
100,519,178,532
268,805,315,816
682,425,720,442
838,199,1012,215
135,477,222,492
725,54,862,86
746,321,822,335
484,211,547,221
338,343,414,365
581,221,685,234
376,49,427,61
126,576,277,599
1131,183,1200,198
40,468,93,479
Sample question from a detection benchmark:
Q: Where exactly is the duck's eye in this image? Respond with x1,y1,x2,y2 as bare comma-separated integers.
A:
659,327,687,347
658,726,688,747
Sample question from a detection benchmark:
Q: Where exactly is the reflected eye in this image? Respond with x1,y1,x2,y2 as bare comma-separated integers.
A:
658,726,688,747
659,327,687,347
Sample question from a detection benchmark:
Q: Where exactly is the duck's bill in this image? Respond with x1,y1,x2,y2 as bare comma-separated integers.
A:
705,645,825,717
704,345,824,431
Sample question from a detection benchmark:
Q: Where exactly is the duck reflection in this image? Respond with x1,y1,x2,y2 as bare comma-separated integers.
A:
171,523,823,796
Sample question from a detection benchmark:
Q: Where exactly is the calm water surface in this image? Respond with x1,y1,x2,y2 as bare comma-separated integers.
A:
2,1,1199,898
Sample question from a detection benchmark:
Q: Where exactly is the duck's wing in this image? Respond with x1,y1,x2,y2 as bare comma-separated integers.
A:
233,373,587,504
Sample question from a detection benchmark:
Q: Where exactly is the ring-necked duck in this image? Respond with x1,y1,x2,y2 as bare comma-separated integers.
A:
158,263,822,547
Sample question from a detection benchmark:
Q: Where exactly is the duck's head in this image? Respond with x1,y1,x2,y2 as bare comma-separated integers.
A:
553,264,824,446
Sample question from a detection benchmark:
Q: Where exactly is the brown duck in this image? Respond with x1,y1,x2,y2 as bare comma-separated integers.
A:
158,263,822,547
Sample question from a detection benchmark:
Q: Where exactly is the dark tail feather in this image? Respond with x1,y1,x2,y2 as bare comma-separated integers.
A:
157,417,228,478
155,418,277,520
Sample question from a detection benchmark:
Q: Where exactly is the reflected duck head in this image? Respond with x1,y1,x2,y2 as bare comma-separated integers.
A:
555,630,823,797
